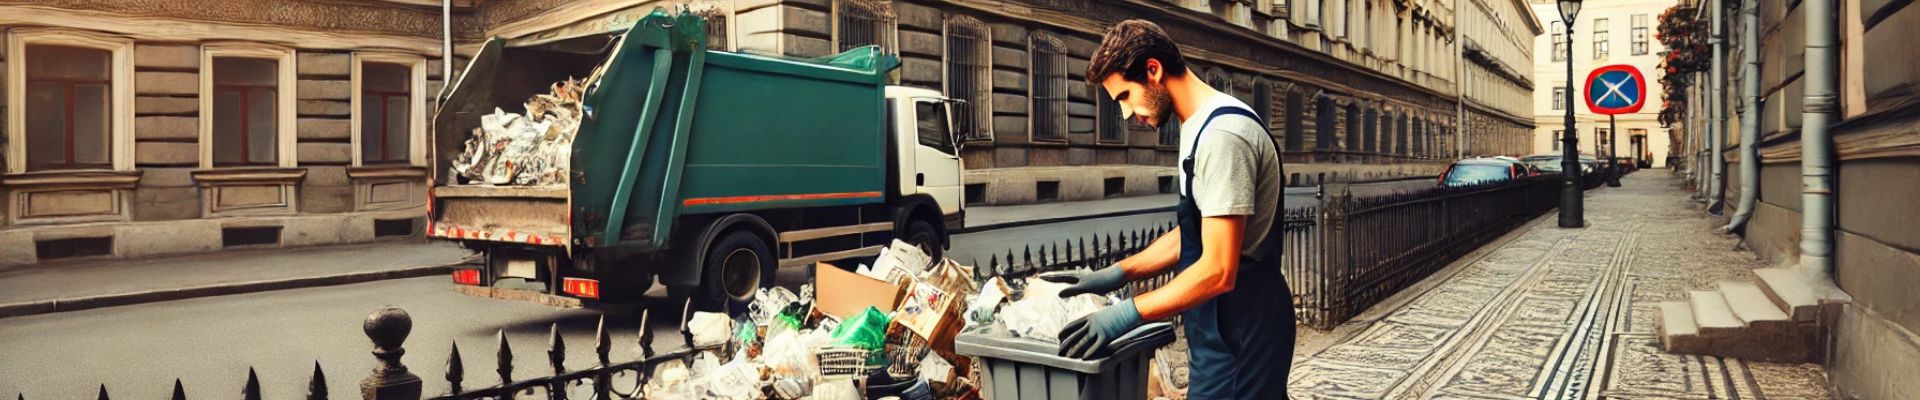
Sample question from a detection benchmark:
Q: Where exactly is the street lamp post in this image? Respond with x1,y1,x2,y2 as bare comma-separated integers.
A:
1558,0,1586,228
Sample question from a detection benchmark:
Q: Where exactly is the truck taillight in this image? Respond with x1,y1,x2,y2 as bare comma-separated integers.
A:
562,278,600,299
452,269,482,285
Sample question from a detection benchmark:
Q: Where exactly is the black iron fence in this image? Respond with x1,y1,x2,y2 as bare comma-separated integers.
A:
976,174,1562,330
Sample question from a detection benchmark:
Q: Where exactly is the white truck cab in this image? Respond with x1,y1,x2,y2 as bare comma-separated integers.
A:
886,86,966,224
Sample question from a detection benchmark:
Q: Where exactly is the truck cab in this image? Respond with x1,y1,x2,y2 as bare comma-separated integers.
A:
429,11,963,311
888,86,966,242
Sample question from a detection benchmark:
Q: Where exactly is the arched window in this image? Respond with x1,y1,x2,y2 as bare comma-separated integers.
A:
945,15,990,141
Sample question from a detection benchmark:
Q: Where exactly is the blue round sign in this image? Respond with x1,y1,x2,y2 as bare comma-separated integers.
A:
1584,65,1646,115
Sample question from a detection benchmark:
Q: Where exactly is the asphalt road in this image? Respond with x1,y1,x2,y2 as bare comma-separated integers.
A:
0,212,1179,400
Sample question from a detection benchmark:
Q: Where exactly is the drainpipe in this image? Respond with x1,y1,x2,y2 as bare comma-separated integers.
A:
1798,0,1843,296
1455,11,1466,160
1719,0,1761,233
1707,0,1728,214
443,0,454,82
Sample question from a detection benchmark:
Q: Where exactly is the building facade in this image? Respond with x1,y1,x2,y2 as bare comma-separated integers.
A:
1528,0,1675,166
0,0,463,267
1676,0,1920,397
798,0,1468,205
1458,0,1541,158
1,0,1471,266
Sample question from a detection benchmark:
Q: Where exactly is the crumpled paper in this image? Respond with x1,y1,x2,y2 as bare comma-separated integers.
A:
450,79,584,186
997,278,1111,342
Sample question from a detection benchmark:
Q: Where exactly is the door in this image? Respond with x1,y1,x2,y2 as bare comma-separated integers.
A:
911,99,963,215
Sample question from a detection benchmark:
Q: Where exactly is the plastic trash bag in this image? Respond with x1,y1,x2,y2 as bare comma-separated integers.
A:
687,311,734,349
998,278,1111,342
830,306,891,352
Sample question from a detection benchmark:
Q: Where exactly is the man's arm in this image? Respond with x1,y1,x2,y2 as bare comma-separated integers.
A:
1116,227,1182,281
1133,215,1242,320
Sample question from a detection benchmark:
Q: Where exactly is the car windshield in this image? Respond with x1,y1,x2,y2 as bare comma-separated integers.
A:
1444,164,1512,186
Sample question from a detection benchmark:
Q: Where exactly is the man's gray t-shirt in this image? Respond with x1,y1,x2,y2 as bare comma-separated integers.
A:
1177,93,1283,258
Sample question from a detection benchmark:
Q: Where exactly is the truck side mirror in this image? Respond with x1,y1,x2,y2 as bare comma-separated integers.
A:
945,98,966,153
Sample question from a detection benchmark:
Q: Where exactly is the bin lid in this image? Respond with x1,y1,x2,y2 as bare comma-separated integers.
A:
953,322,1175,374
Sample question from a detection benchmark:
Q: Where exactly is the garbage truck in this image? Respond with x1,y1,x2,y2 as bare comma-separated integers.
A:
429,10,964,310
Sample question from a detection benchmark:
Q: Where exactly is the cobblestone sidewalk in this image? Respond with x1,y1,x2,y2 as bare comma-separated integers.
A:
1286,173,1834,399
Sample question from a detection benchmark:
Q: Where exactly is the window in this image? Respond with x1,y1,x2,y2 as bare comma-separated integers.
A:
1097,86,1124,143
1159,115,1181,147
915,101,955,155
1553,130,1563,151
1029,33,1068,141
836,0,895,53
695,7,731,51
356,58,418,165
1553,86,1567,110
1254,80,1273,127
946,16,991,142
1551,21,1567,62
1285,90,1305,151
1631,14,1649,56
22,44,114,171
1592,18,1609,59
211,58,279,166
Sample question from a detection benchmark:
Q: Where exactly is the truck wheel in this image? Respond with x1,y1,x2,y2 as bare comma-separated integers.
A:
697,231,774,312
905,219,944,261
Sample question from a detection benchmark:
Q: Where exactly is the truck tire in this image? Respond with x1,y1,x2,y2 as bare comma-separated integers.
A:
696,230,774,312
904,219,944,261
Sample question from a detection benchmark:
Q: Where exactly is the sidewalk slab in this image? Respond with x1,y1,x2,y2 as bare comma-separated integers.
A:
1285,173,1836,399
0,241,470,306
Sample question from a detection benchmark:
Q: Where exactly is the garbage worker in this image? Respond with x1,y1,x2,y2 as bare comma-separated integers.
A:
1040,19,1293,399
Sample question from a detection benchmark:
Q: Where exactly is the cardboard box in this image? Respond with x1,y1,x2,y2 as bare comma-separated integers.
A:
814,262,905,319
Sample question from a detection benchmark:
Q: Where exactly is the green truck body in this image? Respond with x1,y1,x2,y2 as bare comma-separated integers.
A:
430,10,964,308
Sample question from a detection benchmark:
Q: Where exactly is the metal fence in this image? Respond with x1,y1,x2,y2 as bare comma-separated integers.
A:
975,174,1563,330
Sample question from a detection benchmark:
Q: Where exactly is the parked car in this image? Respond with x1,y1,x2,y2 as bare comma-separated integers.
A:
1439,158,1533,187
1520,154,1599,175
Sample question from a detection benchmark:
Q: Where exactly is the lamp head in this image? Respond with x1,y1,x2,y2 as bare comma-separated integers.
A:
1557,0,1583,24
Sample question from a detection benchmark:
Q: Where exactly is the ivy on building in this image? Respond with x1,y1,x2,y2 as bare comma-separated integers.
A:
1655,5,1709,127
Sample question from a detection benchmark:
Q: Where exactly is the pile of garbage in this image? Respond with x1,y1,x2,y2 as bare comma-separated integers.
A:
645,240,1133,400
449,79,585,186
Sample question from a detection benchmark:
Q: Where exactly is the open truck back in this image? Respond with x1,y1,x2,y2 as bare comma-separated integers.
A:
430,10,964,309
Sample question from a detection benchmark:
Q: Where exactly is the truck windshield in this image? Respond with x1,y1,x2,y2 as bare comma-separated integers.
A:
916,101,956,155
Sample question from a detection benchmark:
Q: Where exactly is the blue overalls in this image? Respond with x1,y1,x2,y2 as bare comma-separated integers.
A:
1176,106,1295,399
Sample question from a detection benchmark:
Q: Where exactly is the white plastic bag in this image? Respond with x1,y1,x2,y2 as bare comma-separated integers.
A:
687,311,734,349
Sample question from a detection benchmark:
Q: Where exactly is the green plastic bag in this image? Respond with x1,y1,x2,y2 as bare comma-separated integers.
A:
829,306,891,366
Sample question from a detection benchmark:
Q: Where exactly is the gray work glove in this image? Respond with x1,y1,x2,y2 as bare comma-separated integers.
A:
1037,266,1128,297
1058,299,1144,359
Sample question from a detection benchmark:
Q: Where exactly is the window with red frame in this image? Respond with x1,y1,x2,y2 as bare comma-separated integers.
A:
360,62,411,164
24,44,113,171
212,57,280,166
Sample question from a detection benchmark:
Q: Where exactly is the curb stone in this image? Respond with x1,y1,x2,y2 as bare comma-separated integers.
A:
0,262,465,319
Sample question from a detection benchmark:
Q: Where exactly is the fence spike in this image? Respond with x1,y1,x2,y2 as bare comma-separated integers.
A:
496,329,514,385
1038,246,1049,269
1079,237,1089,268
171,379,185,400
445,342,464,395
971,258,982,279
1052,242,1061,267
595,315,611,366
307,361,327,400
1004,249,1015,274
989,254,1000,277
547,323,567,374
638,309,655,359
243,367,261,400
96,384,106,400
1022,246,1032,273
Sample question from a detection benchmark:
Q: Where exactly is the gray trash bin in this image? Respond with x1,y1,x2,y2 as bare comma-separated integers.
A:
954,322,1176,400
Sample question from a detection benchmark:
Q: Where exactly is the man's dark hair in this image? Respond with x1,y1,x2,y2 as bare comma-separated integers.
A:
1086,19,1189,85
